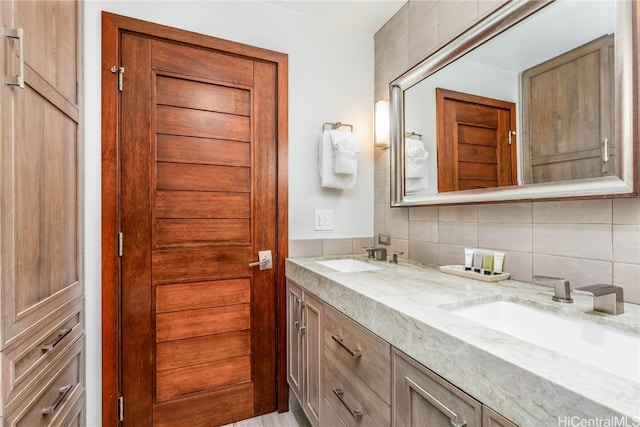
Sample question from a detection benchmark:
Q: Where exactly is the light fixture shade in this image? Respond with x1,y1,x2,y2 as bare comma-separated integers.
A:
374,100,390,148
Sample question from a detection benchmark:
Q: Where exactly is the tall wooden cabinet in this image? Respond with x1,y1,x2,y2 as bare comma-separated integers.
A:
1,0,84,424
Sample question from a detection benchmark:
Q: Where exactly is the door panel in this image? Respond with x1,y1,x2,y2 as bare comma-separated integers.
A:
436,88,517,192
152,42,254,87
120,32,278,425
156,135,250,167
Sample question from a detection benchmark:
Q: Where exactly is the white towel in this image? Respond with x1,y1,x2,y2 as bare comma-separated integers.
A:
329,130,360,175
319,130,358,189
405,137,428,178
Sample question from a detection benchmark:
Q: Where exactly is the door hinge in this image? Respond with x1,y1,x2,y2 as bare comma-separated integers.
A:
508,130,517,145
118,232,123,257
111,66,124,92
118,396,124,422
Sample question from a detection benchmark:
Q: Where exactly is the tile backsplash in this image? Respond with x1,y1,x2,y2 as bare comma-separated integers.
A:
289,195,639,306
372,146,640,304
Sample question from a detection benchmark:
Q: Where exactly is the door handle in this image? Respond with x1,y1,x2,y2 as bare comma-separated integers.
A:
249,250,273,270
3,28,24,88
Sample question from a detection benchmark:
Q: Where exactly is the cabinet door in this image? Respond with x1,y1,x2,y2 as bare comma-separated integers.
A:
286,280,304,402
302,291,323,427
0,0,82,347
521,35,615,184
392,349,482,427
483,405,518,427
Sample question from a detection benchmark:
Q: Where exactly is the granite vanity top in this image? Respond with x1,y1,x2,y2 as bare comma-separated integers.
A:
286,256,640,426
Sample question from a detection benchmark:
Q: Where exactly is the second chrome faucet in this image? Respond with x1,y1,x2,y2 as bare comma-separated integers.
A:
533,275,573,303
533,275,625,315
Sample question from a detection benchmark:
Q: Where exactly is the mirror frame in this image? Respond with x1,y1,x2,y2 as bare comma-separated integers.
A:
390,0,638,206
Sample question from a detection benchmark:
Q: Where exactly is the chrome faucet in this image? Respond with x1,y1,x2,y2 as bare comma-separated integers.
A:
389,251,404,264
574,284,625,315
533,275,573,303
362,247,387,261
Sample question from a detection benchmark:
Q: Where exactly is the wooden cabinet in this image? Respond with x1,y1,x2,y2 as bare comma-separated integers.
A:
286,280,323,427
393,348,482,427
286,280,518,427
483,405,518,427
0,0,84,421
322,305,391,427
521,35,615,184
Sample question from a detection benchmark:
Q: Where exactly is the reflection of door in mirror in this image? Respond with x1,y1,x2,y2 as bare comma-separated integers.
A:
435,88,517,192
521,34,614,184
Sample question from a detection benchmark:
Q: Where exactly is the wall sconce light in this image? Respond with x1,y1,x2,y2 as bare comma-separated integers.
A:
374,100,390,149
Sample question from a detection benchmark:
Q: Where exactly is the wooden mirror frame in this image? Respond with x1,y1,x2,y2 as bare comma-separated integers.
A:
390,0,638,206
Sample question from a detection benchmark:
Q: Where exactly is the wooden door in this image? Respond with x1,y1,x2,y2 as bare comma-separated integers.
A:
0,0,82,346
435,88,517,192
119,33,278,426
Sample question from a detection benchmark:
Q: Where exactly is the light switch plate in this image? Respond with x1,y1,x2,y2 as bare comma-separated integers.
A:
314,209,334,231
378,233,391,245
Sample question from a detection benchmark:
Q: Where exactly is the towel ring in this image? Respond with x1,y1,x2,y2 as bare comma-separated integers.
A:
405,131,422,140
323,122,354,132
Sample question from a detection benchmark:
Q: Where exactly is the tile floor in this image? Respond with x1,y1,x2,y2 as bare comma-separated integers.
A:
221,409,308,427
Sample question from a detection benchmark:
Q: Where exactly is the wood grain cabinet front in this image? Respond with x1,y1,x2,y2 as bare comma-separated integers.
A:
483,405,518,427
286,279,323,427
286,278,519,427
322,304,391,427
2,334,85,427
323,346,390,427
0,0,85,420
323,304,391,404
392,348,482,427
1,299,83,412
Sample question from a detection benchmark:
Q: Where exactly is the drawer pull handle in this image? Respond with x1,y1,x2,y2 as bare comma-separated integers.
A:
40,328,72,352
41,384,73,415
406,376,467,427
332,388,362,419
331,335,362,358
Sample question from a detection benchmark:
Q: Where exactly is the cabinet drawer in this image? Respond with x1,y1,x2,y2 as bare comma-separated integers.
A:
2,299,83,410
392,349,482,427
323,304,391,404
320,397,347,427
323,345,390,427
483,405,518,427
3,334,85,427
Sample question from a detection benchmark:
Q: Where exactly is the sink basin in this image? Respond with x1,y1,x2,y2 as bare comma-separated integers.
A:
316,259,384,273
450,301,640,382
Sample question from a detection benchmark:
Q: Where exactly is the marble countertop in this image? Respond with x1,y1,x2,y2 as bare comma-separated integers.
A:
286,255,640,426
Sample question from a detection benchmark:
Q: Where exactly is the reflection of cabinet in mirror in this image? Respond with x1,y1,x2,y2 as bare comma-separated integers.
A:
522,34,615,184
435,88,517,192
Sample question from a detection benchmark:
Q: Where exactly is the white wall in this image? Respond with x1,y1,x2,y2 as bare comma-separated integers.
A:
84,1,375,424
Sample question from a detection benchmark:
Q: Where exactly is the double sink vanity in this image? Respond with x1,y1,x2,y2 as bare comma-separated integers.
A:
286,255,640,427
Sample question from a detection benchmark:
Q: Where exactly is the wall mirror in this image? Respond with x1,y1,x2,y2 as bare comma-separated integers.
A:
390,0,637,206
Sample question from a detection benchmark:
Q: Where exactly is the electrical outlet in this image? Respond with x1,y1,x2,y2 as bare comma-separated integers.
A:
314,209,334,231
378,233,391,245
